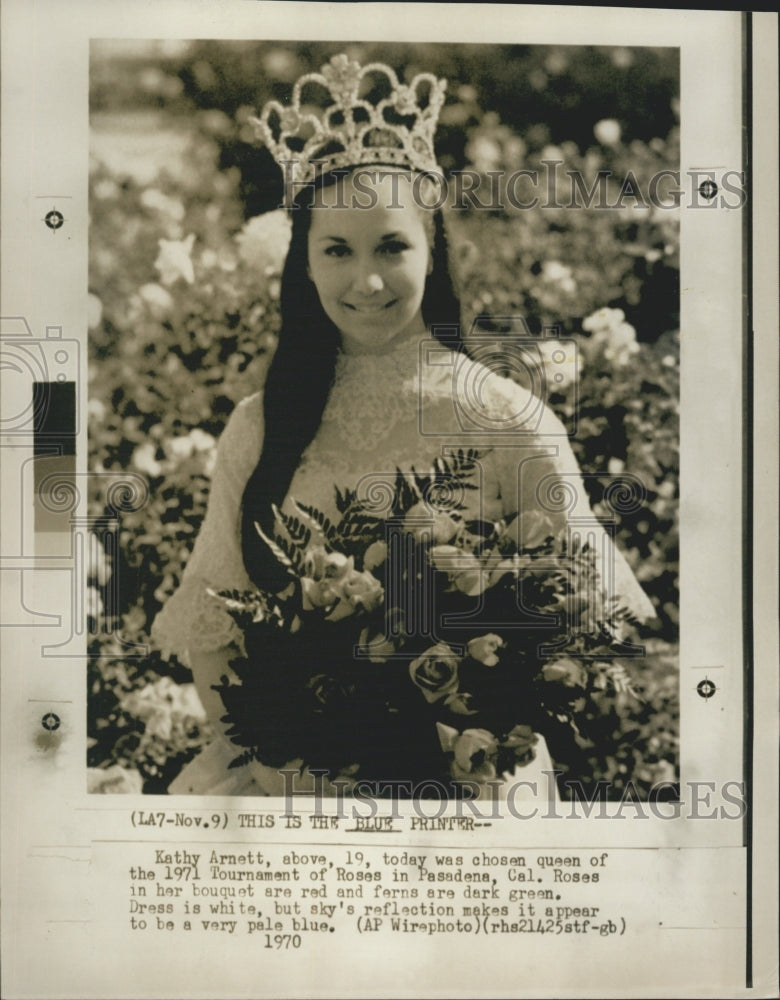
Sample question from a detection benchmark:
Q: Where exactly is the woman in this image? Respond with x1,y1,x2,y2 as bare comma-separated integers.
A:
152,54,654,797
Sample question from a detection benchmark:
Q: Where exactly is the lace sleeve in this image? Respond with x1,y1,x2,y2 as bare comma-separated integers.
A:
150,393,265,662
483,377,657,624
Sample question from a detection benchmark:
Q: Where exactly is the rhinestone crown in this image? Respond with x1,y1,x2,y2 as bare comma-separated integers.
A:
251,53,447,196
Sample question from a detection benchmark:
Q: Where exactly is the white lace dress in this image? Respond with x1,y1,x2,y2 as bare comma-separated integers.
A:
152,335,655,797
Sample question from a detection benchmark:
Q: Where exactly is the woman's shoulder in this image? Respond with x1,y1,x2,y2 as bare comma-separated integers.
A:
231,390,264,420
214,391,264,469
222,391,263,434
420,347,563,437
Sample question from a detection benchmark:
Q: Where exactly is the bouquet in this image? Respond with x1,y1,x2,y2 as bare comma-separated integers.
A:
211,450,643,794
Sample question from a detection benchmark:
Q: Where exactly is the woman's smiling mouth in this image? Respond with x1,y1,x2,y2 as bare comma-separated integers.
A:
343,299,398,313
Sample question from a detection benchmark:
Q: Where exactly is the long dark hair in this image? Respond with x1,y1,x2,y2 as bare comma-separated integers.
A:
241,168,465,589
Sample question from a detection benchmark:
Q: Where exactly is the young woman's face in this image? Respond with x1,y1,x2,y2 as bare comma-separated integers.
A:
307,171,432,354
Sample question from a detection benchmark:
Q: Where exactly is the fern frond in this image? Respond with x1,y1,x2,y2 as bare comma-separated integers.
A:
228,746,262,769
335,485,357,515
254,520,298,577
393,467,420,513
292,499,337,545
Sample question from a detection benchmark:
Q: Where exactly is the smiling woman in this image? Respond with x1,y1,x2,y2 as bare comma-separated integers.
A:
149,52,657,799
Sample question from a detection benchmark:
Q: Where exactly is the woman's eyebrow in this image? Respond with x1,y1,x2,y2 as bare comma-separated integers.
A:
315,232,408,244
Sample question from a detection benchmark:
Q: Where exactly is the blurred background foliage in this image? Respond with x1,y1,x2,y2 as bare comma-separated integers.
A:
88,40,679,797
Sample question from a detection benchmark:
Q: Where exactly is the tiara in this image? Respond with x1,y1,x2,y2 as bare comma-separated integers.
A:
251,53,447,197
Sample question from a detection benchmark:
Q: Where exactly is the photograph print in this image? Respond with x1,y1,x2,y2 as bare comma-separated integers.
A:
86,40,680,802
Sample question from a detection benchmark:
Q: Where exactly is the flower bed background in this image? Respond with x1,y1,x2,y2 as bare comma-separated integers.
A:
87,41,679,797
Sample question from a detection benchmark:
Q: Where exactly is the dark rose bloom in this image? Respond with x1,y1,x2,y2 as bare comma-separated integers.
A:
409,643,461,703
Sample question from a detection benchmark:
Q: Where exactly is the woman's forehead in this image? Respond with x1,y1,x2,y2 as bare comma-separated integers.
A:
309,200,428,243
312,169,423,214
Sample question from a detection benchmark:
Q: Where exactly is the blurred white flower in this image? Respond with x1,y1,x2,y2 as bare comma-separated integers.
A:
87,294,103,330
121,681,175,739
235,210,292,275
154,234,196,285
87,533,111,586
541,260,576,295
610,48,634,69
166,436,195,460
537,337,578,391
87,398,106,422
582,306,625,333
503,136,526,168
189,428,216,452
542,261,565,282
652,759,677,784
165,429,217,473
87,765,144,794
594,119,622,147
544,50,569,75
262,48,300,82
139,67,183,100
466,135,502,173
95,247,117,272
202,448,217,478
120,677,208,743
363,540,388,571
540,144,564,163
86,586,104,621
93,179,119,200
199,109,232,137
138,282,175,319
583,307,639,366
132,442,162,477
140,187,185,221
595,321,640,367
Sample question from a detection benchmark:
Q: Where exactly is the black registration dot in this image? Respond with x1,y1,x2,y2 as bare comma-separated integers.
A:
41,712,61,731
696,678,717,699
698,179,718,201
44,210,65,231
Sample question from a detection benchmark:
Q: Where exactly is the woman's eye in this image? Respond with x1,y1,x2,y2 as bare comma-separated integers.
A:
324,244,351,258
378,241,408,255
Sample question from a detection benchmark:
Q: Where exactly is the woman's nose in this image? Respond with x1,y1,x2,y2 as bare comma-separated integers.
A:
353,268,384,295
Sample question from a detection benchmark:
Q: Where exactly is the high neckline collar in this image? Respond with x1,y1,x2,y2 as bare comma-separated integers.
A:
335,331,433,371
336,328,429,361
